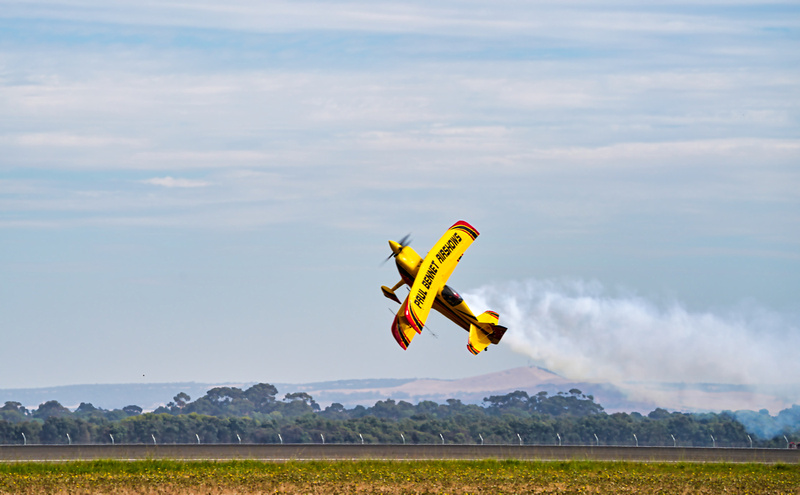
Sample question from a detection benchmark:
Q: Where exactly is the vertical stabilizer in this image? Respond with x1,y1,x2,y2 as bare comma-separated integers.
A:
476,310,499,324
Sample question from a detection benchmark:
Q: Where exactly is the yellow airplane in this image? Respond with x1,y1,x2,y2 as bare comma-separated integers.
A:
381,221,507,355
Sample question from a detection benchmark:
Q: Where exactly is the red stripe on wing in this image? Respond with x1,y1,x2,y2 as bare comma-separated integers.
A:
404,300,424,334
449,220,479,240
391,315,410,350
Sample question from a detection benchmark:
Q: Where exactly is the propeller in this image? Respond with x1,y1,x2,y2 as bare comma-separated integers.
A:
381,233,412,265
397,233,411,249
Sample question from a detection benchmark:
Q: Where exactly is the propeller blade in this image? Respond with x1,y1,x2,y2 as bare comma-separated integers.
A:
381,233,412,266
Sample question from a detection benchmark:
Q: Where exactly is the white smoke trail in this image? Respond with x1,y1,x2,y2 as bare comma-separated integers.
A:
465,279,799,386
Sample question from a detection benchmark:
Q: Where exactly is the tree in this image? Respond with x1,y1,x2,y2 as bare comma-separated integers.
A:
648,408,671,420
320,403,349,420
206,387,244,404
284,392,320,413
74,402,109,421
484,391,530,412
123,405,143,417
371,399,414,420
244,383,279,412
33,400,71,420
40,416,86,444
174,393,191,409
529,391,603,417
1,401,28,414
185,387,254,416
0,401,30,423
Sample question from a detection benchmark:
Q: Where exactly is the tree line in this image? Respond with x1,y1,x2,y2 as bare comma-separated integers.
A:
1,384,797,448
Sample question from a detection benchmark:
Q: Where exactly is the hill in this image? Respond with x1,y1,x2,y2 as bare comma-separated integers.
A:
2,367,797,414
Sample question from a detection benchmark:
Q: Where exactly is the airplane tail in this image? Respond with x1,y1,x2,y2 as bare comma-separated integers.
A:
477,310,499,324
467,311,508,354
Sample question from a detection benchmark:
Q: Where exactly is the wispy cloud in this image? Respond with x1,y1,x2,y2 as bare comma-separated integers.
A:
140,176,211,188
4,133,145,148
4,0,796,37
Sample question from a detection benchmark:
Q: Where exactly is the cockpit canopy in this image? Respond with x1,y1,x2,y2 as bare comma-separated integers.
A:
441,285,463,307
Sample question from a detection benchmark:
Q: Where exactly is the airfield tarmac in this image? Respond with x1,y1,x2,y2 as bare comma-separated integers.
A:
1,444,798,463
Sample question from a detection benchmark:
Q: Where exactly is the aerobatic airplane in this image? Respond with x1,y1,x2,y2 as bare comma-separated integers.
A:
381,221,507,355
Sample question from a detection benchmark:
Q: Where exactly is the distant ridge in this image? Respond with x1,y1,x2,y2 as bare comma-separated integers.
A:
2,367,797,414
0,367,621,411
282,366,649,412
0,382,257,412
0,367,641,412
288,366,569,404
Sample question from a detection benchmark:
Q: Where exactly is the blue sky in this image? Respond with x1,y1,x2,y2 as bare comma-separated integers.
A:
1,1,798,395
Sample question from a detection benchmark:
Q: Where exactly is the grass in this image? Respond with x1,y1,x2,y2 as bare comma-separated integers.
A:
1,459,798,494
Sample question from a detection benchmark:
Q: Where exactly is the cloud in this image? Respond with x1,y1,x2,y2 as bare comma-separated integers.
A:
3,133,145,148
140,176,211,188
2,0,792,39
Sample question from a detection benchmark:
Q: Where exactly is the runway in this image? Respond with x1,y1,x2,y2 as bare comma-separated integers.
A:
1,444,798,463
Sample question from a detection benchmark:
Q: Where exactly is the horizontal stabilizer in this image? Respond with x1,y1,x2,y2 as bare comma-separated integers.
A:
467,324,492,355
381,285,401,304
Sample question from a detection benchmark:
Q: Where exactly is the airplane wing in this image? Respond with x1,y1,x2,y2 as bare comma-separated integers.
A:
402,221,479,334
391,294,419,350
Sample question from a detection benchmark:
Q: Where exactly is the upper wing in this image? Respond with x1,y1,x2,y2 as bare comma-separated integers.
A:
403,221,479,333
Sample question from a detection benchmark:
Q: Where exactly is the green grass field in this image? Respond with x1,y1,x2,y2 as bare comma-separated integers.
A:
1,459,798,494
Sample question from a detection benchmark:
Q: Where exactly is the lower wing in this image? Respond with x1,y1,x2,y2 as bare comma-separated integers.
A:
391,295,419,350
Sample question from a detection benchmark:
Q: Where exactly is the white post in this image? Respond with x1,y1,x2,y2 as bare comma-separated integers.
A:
401,433,405,444
152,434,157,445
359,433,364,445
594,433,599,446
439,433,444,445
21,432,26,445
517,433,522,446
321,434,325,445
66,433,71,445
748,435,752,448
196,433,201,444
633,433,638,447
110,434,114,445
785,435,789,448
710,434,715,448
278,434,283,445
556,433,561,446
237,434,241,444
671,434,676,447
479,434,484,446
